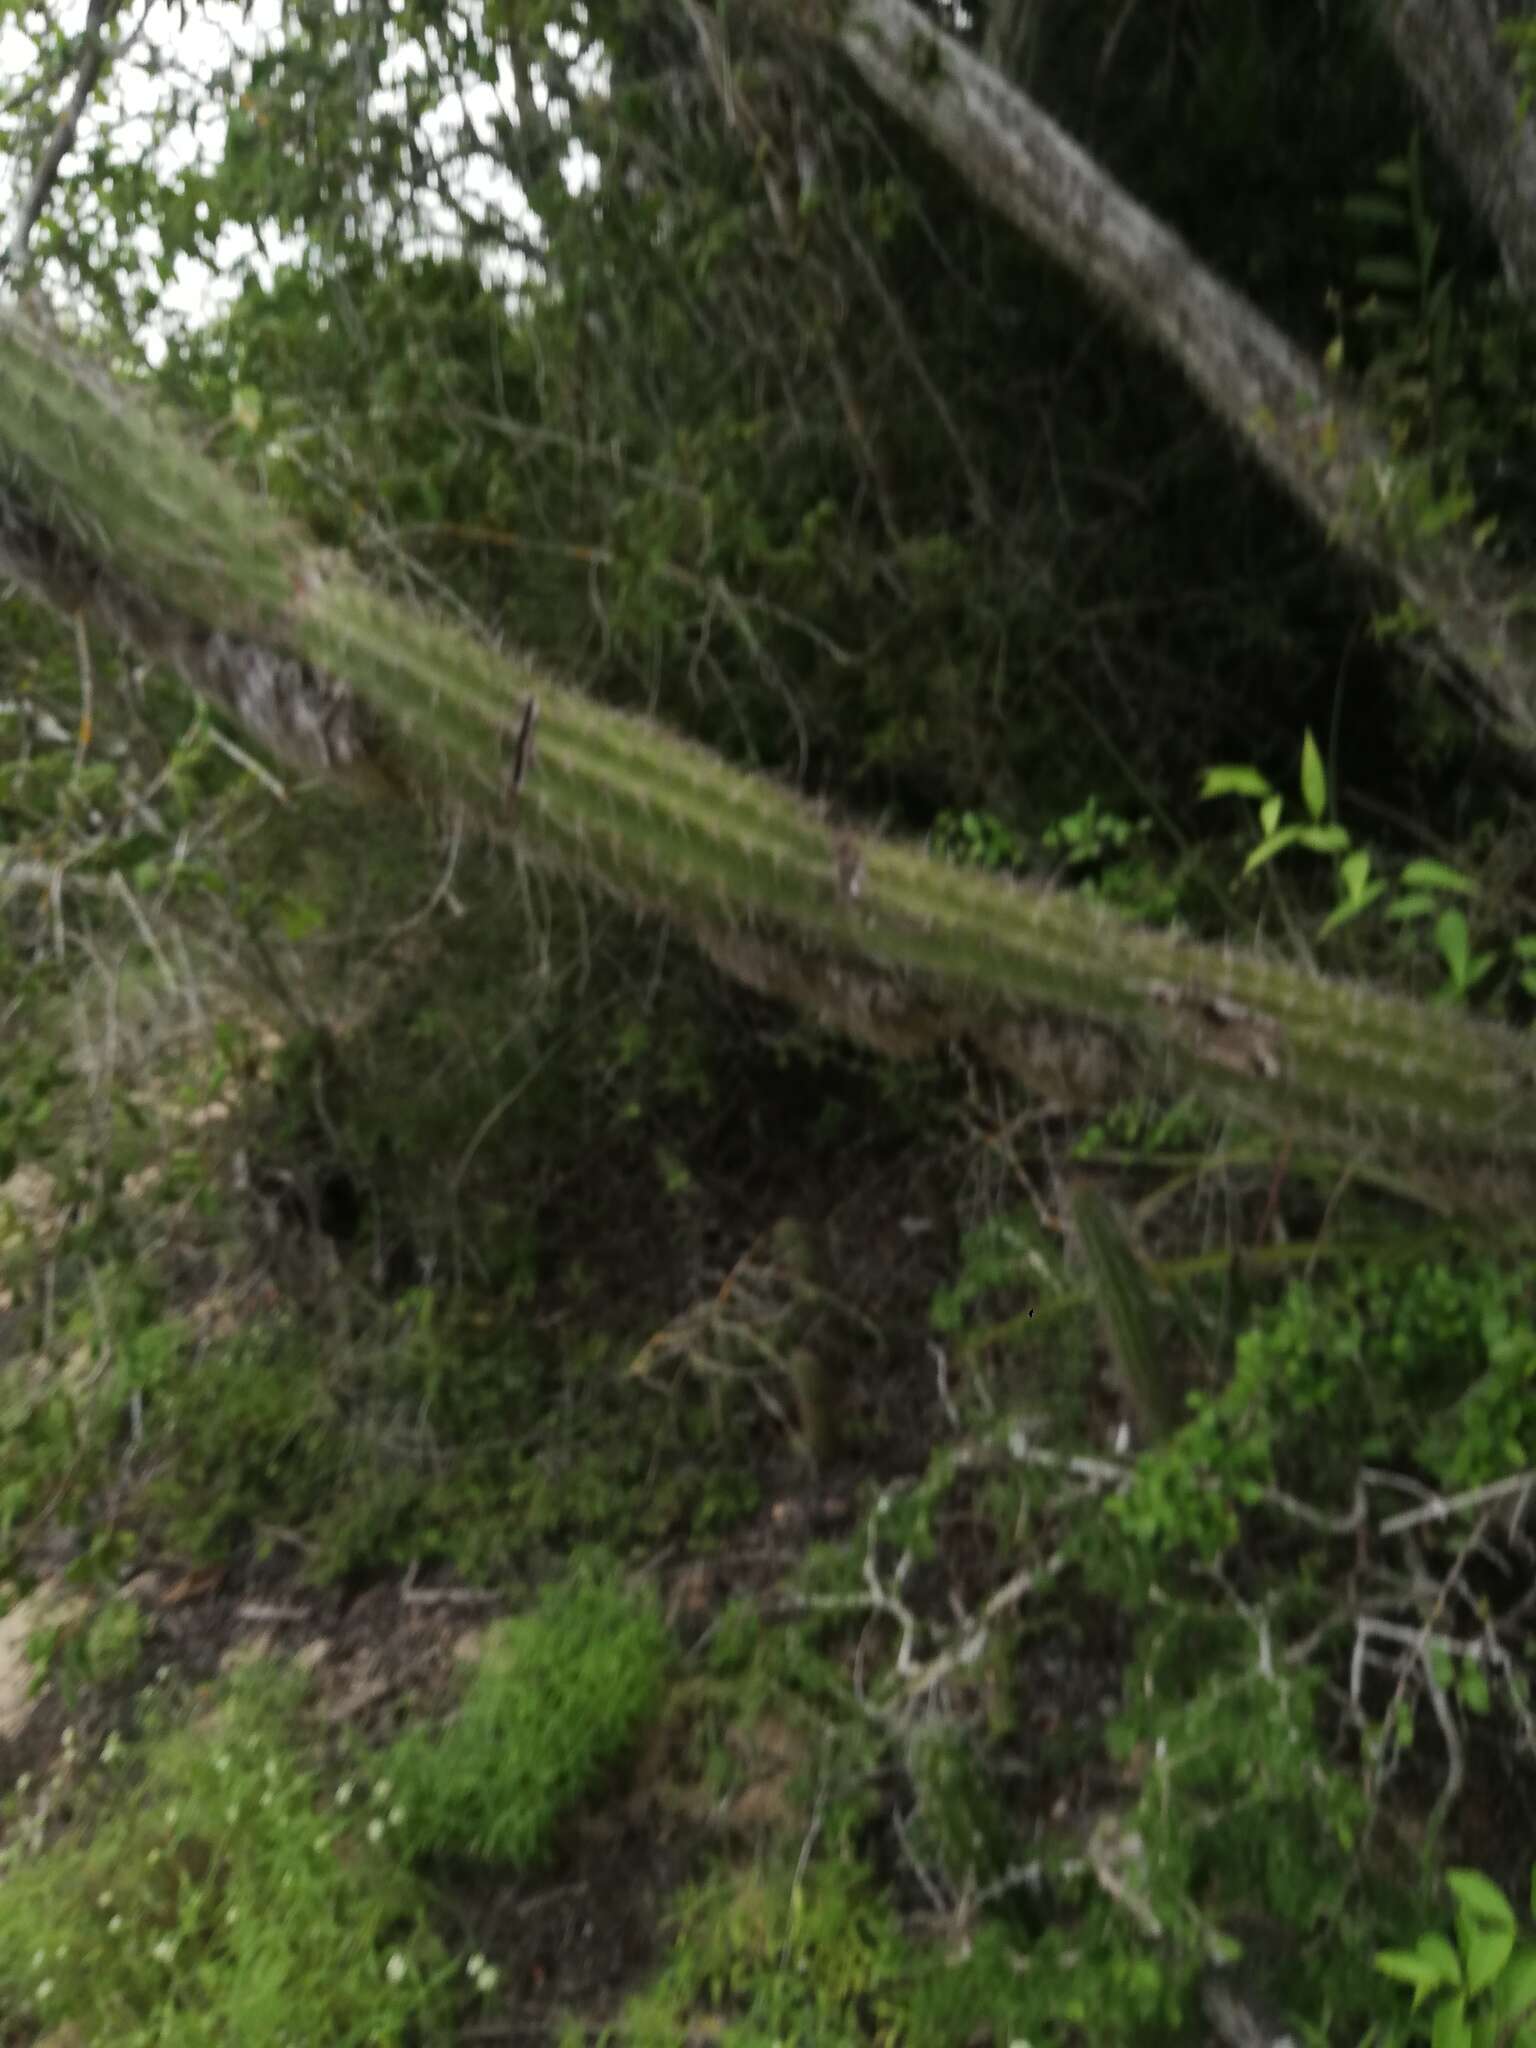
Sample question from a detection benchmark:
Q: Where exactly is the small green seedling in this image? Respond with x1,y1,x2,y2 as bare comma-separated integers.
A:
1202,731,1523,1005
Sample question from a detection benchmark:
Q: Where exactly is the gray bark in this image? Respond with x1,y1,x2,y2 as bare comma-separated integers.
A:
822,0,1536,750
1378,0,1536,298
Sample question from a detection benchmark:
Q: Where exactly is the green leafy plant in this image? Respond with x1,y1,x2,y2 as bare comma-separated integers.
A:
1202,730,1520,1001
932,798,1180,922
930,805,1028,875
1375,1864,1536,2047
1102,1255,1536,1575
1042,793,1145,868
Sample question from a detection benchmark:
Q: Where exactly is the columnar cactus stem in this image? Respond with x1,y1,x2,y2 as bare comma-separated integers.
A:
2,308,1534,1213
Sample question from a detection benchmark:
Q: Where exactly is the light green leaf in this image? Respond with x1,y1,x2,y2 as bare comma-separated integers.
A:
1340,850,1373,900
1300,729,1328,821
1492,1946,1536,2030
1376,1937,1461,1993
1448,1870,1516,1935
1465,1925,1515,1998
1319,882,1387,939
1400,859,1478,896
1465,952,1497,992
1294,825,1350,855
1243,828,1301,877
1386,892,1437,922
1458,1662,1491,1716
1436,910,1471,985
1201,765,1273,800
1260,796,1284,838
1432,1993,1471,2048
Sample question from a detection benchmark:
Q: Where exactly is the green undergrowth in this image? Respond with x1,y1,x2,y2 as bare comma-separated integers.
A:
1,1269,761,1589
3,805,919,1592
611,1853,1067,2048
599,1595,1405,2047
0,1660,455,2046
1102,1252,1536,1573
0,1564,670,2045
384,1557,670,1865
606,1237,1536,2046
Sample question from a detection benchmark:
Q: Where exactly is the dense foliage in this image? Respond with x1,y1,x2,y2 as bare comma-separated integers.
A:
3,1,1536,2043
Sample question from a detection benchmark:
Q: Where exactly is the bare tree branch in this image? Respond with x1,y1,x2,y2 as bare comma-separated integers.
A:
810,0,1536,749
3,0,122,282
1377,0,1536,299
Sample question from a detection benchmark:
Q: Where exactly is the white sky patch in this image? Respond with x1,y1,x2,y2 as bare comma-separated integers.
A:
0,0,605,361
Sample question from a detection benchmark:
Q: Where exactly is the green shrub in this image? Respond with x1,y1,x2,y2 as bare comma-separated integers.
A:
383,1558,670,1866
1101,1255,1536,1576
0,1661,453,2046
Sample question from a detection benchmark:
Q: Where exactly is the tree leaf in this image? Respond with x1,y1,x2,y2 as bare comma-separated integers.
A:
1243,827,1301,877
1377,1937,1462,1993
1465,952,1498,991
1436,909,1471,985
1459,1662,1491,1716
1432,1993,1472,2048
1340,849,1373,901
1401,859,1477,896
1465,1924,1515,1998
1386,892,1437,922
1448,1870,1516,1935
1260,795,1284,838
1300,728,1328,821
1492,1946,1536,2028
1201,765,1273,800
1294,825,1350,855
1319,882,1387,938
